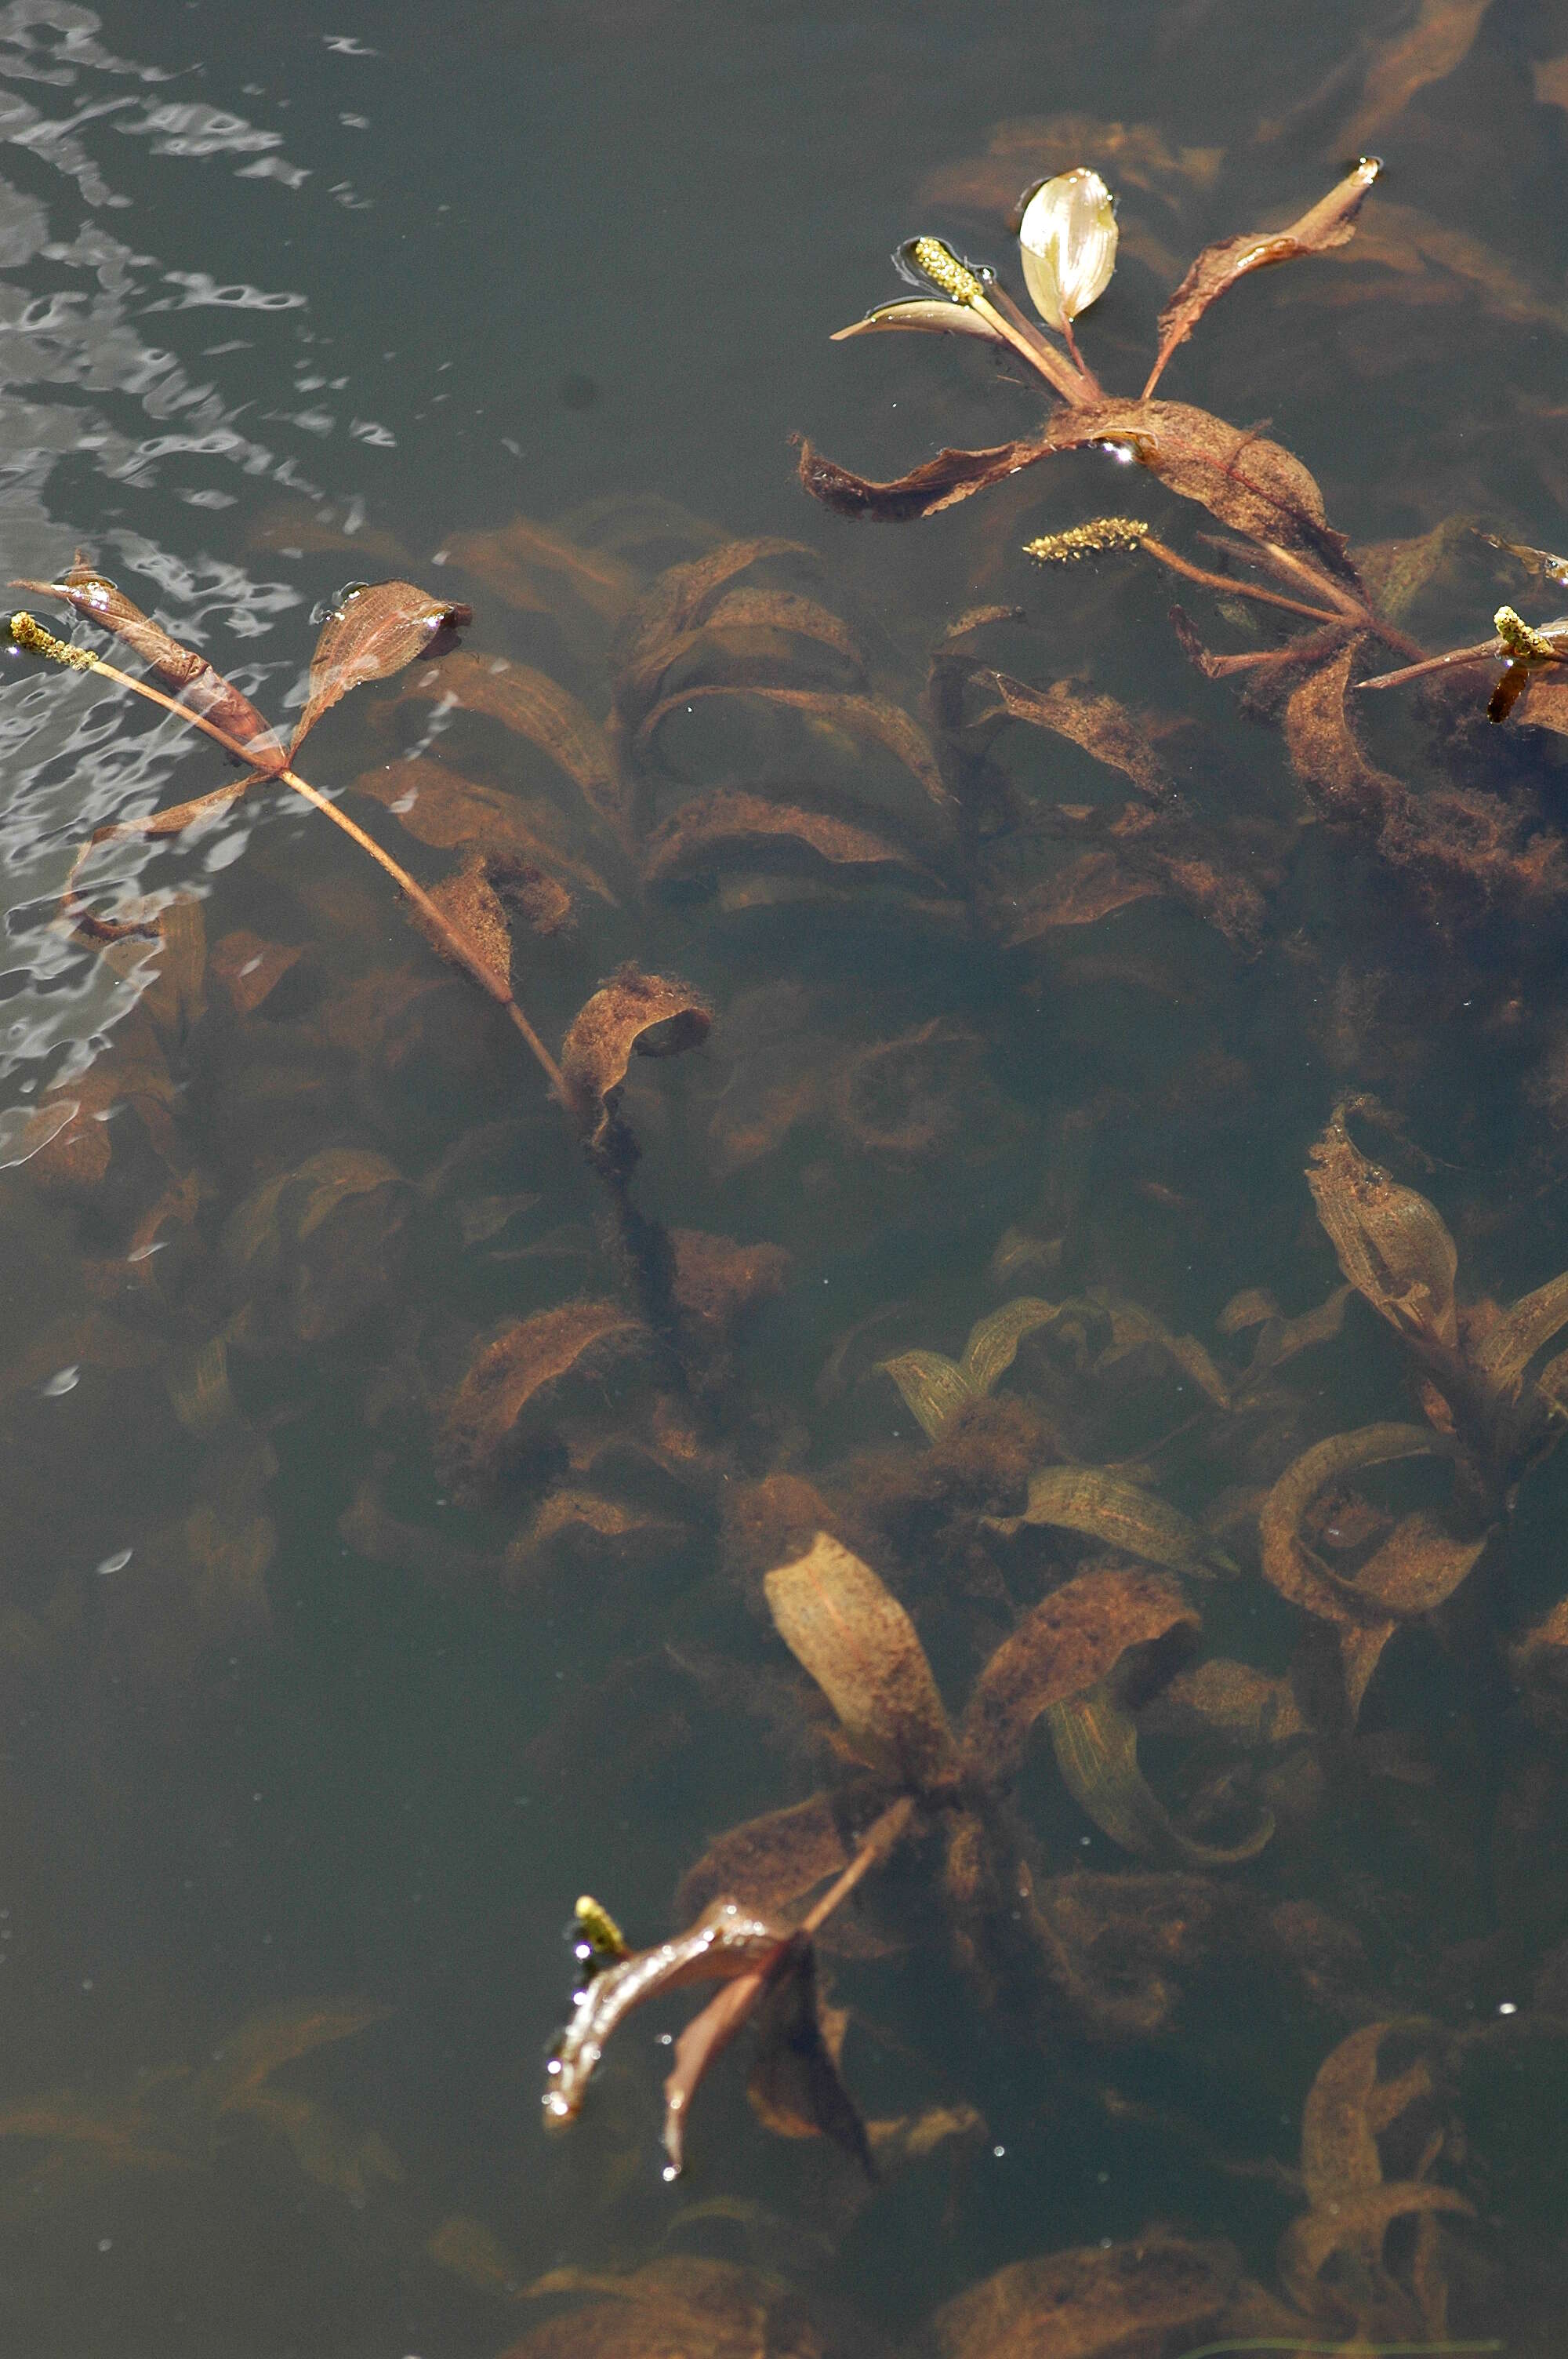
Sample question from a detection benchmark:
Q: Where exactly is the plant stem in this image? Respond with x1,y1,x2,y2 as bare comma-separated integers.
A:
1140,537,1346,624
39,637,566,1100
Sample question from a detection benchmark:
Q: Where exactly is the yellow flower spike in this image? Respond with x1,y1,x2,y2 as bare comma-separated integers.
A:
1025,517,1149,563
10,611,95,669
573,1895,629,1961
1495,605,1561,663
903,235,989,309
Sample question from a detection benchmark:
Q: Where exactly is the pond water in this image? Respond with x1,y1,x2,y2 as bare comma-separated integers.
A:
2,2,1568,2354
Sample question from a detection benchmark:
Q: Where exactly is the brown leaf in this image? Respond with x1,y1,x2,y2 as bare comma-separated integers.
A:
1537,53,1568,111
1307,1104,1457,1344
764,1532,958,1790
793,430,1052,523
634,685,949,806
1473,1267,1568,1399
1041,401,1359,582
1301,2019,1442,2210
437,1299,645,1497
929,2234,1240,2359
613,536,816,726
210,930,305,1016
962,1565,1200,1784
987,1464,1237,1579
192,1999,392,2114
1277,2182,1472,2324
1149,160,1381,391
985,672,1171,801
1047,1685,1275,1866
919,114,1224,217
644,791,920,887
995,851,1161,941
503,2257,851,2359
291,579,470,753
1283,645,1416,838
674,1794,852,1930
1341,0,1491,148
416,852,515,994
670,1228,791,1349
446,514,637,624
396,652,624,845
742,1937,873,2175
684,585,865,677
349,758,616,902
560,968,712,1160
16,566,288,769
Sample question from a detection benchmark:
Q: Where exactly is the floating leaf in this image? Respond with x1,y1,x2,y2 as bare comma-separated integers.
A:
291,578,470,753
1016,167,1118,331
833,296,1004,343
560,967,712,1162
1307,1105,1457,1345
644,791,919,887
397,652,625,845
1046,1683,1274,1865
437,1299,645,1497
13,565,288,769
1147,158,1381,391
764,1532,958,1790
928,2233,1240,2359
794,429,1053,524
989,1463,1236,1579
962,1565,1200,1785
635,685,949,806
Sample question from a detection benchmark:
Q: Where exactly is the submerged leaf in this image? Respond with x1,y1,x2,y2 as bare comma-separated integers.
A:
397,652,624,844
764,1532,958,1790
350,757,617,901
644,791,919,887
1047,1683,1274,1865
1473,1266,1568,1399
989,1464,1236,1579
962,1565,1200,1784
15,565,287,769
880,1299,1059,1441
879,1349,975,1440
291,579,470,752
1341,0,1490,147
635,684,949,806
1307,1105,1457,1345
445,513,637,623
985,672,1171,801
560,968,712,1161
438,1300,645,1497
1278,2181,1472,2322
1148,158,1381,389
1301,2018,1442,2208
928,2233,1240,2359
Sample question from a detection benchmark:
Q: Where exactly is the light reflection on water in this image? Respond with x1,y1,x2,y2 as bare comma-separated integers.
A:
1,1,1567,2354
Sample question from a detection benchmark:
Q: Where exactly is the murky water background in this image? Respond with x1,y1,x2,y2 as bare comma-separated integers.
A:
3,2,1568,2354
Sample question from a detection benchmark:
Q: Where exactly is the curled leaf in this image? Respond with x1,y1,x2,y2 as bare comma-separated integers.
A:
1307,1104,1457,1344
1148,158,1381,391
1277,2181,1472,2323
878,1349,976,1440
560,968,712,1162
1472,1266,1568,1400
15,566,287,769
291,579,470,752
1016,166,1118,330
1301,2018,1443,2208
929,2232,1240,2359
764,1532,958,1790
880,1297,1059,1439
396,651,624,845
962,1565,1200,1784
1046,1683,1274,1866
644,791,919,888
987,1463,1237,1579
350,758,616,902
984,671,1170,801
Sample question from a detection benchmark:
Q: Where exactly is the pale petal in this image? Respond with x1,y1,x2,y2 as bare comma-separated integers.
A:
1018,168,1118,330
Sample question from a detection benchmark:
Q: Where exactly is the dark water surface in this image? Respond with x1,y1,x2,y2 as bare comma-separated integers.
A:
3,2,1568,2353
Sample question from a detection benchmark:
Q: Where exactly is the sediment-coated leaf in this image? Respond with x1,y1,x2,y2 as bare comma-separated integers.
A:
1322,1510,1486,1619
1240,1284,1353,1379
416,852,516,994
438,1299,645,1496
674,1794,852,1928
962,1565,1200,1784
1040,400,1359,581
990,1464,1236,1579
1341,0,1490,148
397,652,624,843
1472,1267,1568,1398
613,536,815,723
794,430,1053,523
644,791,916,886
985,672,1171,801
692,585,865,673
560,968,712,1158
635,685,949,805
291,578,471,752
445,514,637,623
1149,158,1381,388
1283,643,1415,839
996,852,1161,940
1277,2181,1472,2321
1046,1684,1274,1865
1307,1105,1457,1344
878,1349,975,1439
1301,2019,1440,2208
16,565,288,769
1259,1422,1438,1623
928,2233,1240,2359
764,1532,958,1790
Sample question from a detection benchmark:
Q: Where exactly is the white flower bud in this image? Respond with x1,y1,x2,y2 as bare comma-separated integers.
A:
1017,168,1117,332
